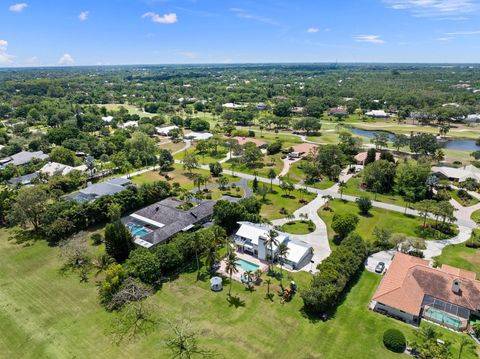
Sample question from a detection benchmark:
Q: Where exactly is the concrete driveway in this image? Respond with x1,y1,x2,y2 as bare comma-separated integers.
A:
271,194,331,273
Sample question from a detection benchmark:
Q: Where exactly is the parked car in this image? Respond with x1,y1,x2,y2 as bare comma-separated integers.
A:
375,262,385,273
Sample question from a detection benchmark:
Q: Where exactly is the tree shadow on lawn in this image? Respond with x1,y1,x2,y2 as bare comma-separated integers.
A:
227,294,246,308
8,228,45,247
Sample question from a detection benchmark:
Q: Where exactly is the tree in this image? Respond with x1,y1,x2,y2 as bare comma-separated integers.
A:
8,186,50,232
277,243,289,284
267,168,276,190
373,227,393,250
364,148,377,166
265,229,279,271
411,325,452,359
410,133,439,157
158,149,174,172
305,97,327,118
363,160,396,194
416,200,437,228
273,101,292,117
331,213,359,240
372,132,389,150
258,184,269,202
279,177,294,197
217,176,229,190
49,146,77,166
107,277,152,311
394,161,431,202
356,196,372,215
293,117,321,135
212,199,262,234
164,318,213,359
225,250,239,296
182,152,199,175
110,299,157,344
125,248,161,285
457,336,474,359
252,176,259,192
104,220,135,263
338,180,346,199
241,142,263,168
392,134,409,153
208,162,223,177
125,132,157,167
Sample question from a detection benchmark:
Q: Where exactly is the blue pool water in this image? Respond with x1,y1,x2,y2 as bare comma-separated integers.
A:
127,223,150,237
236,258,260,272
424,307,463,329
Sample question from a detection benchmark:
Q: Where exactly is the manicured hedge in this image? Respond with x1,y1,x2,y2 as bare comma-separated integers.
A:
383,329,406,353
301,232,367,315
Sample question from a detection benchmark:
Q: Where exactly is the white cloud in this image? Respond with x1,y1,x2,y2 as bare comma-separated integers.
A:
307,28,319,33
384,0,479,18
437,36,453,41
445,30,480,35
354,34,385,44
142,12,178,24
78,11,89,21
58,53,75,65
230,8,279,26
9,3,28,12
0,40,15,64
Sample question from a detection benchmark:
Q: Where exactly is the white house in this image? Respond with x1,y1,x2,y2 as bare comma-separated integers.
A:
233,222,313,270
102,116,114,123
156,125,179,136
222,103,244,109
431,165,480,183
39,162,88,177
365,110,389,118
185,132,213,141
118,121,138,129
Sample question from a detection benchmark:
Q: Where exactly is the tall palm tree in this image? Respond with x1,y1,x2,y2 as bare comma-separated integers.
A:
267,169,276,191
205,243,219,273
264,229,279,271
277,243,289,284
265,278,272,299
338,181,346,200
225,251,239,296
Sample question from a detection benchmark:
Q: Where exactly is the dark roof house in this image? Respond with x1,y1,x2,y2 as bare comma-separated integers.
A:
122,197,215,248
65,177,132,204
0,151,48,167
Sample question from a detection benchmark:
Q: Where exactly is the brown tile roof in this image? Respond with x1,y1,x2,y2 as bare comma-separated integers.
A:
233,137,267,147
354,151,381,163
291,143,318,156
372,252,480,316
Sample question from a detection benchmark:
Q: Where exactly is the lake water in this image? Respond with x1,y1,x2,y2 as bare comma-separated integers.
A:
348,127,480,152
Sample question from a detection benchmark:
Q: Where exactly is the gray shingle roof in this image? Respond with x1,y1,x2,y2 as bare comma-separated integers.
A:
124,198,215,246
65,177,131,203
7,172,39,184
9,151,48,166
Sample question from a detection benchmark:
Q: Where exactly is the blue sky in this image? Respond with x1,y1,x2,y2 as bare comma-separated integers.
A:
1,0,480,66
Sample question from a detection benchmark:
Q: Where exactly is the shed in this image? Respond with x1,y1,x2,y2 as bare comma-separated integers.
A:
210,277,223,292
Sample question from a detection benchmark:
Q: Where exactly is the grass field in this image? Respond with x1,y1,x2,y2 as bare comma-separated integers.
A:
0,231,476,359
318,199,453,244
287,161,335,189
226,154,285,179
449,189,480,207
472,209,480,224
280,220,315,234
434,243,480,277
343,176,408,207
251,183,316,220
95,103,157,118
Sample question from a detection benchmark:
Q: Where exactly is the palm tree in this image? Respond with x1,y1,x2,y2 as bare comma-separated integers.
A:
92,254,114,279
267,169,276,191
265,278,272,299
265,229,279,271
338,181,346,200
204,243,219,273
277,243,289,284
225,250,239,296
458,336,474,359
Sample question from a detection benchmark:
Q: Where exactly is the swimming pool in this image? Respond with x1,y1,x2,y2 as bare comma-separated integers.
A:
236,258,260,272
424,307,463,329
127,223,151,237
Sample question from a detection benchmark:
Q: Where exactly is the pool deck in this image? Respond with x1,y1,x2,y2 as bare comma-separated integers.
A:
218,251,268,282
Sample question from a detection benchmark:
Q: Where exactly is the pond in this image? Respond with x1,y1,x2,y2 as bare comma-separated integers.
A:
348,127,480,152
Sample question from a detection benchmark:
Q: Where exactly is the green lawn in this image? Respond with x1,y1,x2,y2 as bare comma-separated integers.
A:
318,199,454,244
251,183,316,220
174,144,229,166
471,209,480,224
434,243,480,278
226,154,285,179
343,176,408,207
281,220,315,234
287,161,335,189
0,232,476,358
449,189,480,207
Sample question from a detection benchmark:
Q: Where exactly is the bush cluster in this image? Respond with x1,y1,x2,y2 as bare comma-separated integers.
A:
383,329,406,353
301,232,367,315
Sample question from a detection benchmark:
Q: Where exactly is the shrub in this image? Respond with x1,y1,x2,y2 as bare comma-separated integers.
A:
331,213,359,240
91,233,103,246
356,196,372,215
383,329,406,353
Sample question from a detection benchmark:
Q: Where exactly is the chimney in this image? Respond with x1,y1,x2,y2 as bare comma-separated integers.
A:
452,279,461,294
